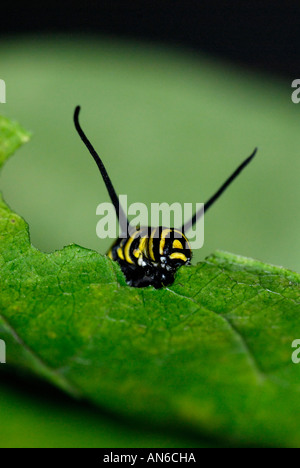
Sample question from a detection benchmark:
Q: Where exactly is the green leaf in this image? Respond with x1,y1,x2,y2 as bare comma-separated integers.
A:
0,114,300,447
0,116,30,170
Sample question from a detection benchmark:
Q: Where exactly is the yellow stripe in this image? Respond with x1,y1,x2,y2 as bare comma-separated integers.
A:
124,231,139,264
169,252,188,262
107,249,113,259
133,235,148,259
148,228,157,261
159,228,172,255
172,239,183,250
139,236,148,256
173,229,191,251
117,246,125,260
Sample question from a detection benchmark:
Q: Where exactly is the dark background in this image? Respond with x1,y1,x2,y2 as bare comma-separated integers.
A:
2,1,299,78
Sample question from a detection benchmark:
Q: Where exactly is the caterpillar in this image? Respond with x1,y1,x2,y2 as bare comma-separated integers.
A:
74,106,256,288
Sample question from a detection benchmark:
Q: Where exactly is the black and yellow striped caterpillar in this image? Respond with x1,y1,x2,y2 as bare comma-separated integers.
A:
74,106,256,289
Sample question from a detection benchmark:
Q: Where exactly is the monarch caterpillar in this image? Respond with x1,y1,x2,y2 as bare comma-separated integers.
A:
74,106,256,289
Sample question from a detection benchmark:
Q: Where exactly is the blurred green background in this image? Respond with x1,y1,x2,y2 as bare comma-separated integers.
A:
0,374,208,448
0,35,299,447
1,36,299,272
